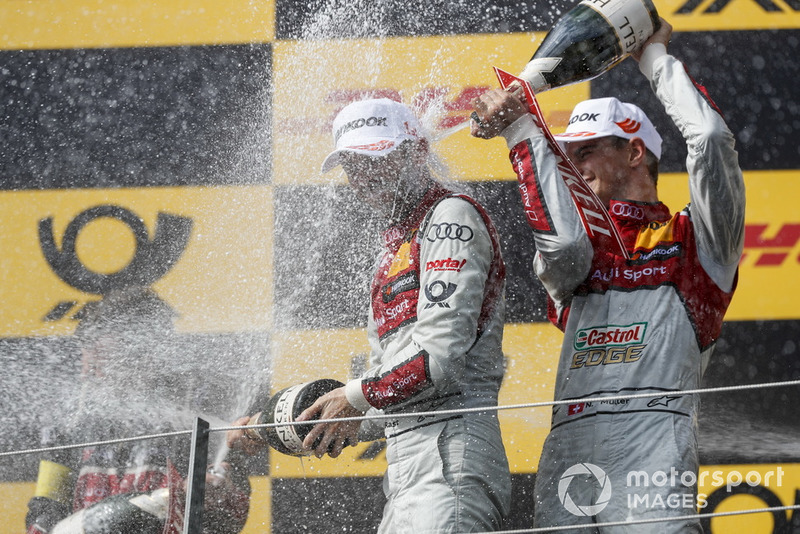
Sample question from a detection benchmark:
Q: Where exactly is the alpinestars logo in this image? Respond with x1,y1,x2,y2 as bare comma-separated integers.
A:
615,118,641,134
558,463,613,517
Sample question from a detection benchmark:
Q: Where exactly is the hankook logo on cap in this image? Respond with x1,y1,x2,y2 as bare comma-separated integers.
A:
334,116,388,142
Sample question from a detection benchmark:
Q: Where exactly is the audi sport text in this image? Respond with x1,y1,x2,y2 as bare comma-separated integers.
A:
590,265,668,282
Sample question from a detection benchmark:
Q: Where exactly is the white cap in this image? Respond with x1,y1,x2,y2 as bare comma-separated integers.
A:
321,98,424,173
553,97,662,160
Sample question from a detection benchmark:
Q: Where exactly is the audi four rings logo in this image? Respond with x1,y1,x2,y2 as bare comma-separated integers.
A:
558,463,613,517
611,203,645,220
426,223,473,242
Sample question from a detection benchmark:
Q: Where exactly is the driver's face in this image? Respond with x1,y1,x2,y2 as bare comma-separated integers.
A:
564,136,633,207
340,145,411,214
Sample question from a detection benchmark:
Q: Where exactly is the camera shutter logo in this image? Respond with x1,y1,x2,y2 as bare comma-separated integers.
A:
558,463,613,516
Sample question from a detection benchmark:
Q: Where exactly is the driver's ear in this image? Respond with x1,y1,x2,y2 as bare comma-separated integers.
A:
628,137,647,167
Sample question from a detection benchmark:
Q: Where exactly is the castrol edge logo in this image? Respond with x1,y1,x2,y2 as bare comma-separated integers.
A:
574,323,647,350
571,323,648,369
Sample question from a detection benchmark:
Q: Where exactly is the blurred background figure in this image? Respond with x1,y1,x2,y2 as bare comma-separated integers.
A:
25,286,251,534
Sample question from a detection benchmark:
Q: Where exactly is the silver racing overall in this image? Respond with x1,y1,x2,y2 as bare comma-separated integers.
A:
344,186,511,533
500,45,745,532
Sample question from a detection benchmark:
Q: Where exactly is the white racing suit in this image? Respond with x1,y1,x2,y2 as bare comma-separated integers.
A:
500,46,745,532
344,184,511,533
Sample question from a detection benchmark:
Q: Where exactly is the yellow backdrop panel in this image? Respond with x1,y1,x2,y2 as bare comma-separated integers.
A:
0,0,275,50
4,1,800,51
659,169,800,321
0,186,273,336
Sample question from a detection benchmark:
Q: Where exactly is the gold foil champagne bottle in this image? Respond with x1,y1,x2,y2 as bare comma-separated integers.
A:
519,0,661,93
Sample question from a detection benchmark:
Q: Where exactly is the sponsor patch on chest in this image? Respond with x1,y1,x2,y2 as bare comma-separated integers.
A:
571,323,648,369
574,323,647,349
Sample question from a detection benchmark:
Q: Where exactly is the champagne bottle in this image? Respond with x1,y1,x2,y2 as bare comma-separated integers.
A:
245,379,345,456
50,489,169,534
519,0,660,93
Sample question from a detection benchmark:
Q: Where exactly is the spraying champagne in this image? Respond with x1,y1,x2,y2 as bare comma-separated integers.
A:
244,379,345,456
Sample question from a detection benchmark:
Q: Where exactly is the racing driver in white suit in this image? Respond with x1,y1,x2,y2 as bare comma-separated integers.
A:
293,98,512,533
471,18,745,532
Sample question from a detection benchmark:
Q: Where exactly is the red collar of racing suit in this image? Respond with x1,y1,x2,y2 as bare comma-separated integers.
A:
549,199,676,331
381,183,452,250
608,199,671,248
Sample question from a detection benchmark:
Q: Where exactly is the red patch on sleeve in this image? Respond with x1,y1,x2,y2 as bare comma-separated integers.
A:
362,351,432,409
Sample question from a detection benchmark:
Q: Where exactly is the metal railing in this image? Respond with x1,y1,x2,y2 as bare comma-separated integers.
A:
2,378,799,533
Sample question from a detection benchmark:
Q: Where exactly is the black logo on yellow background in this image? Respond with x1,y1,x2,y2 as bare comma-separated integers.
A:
39,204,192,321
676,0,800,13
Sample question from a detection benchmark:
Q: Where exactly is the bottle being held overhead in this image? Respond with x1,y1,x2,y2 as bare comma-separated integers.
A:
519,0,660,93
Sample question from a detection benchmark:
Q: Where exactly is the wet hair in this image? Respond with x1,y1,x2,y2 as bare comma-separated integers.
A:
644,150,660,185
